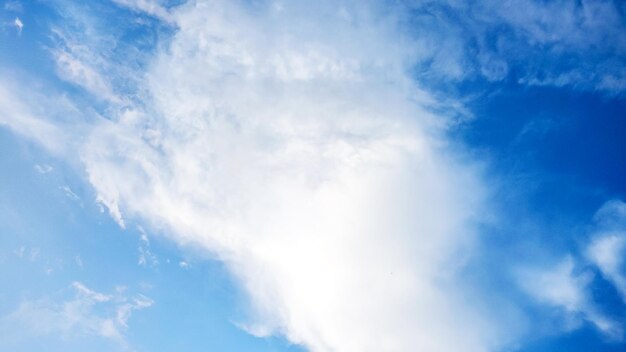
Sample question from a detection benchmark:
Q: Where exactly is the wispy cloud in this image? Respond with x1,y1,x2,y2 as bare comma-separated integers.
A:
4,1,23,12
34,164,53,174
518,199,626,341
2,282,153,349
587,200,626,303
137,226,158,267
48,25,123,104
60,185,81,202
112,0,174,24
588,234,626,300
518,256,622,339
405,0,626,94
13,17,22,33
0,80,68,155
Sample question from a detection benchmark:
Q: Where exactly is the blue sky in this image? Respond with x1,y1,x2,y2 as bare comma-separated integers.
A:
1,1,625,351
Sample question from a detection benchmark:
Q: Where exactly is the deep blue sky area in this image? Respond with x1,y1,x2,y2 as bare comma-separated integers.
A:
1,1,626,352
457,82,626,226
463,88,626,352
456,83,626,352
462,84,626,197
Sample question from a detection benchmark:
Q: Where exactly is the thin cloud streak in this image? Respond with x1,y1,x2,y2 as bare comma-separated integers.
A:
1,282,153,349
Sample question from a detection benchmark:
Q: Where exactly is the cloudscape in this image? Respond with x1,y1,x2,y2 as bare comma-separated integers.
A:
1,1,625,351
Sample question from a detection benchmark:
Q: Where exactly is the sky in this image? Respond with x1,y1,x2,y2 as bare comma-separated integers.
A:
0,1,625,351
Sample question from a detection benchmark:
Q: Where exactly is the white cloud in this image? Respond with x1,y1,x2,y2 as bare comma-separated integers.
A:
72,281,113,303
77,2,512,351
2,282,152,348
593,199,626,228
44,4,146,106
13,246,25,258
29,247,40,261
517,200,626,341
75,255,83,268
4,1,22,12
0,80,68,155
52,47,120,104
13,17,23,33
112,0,174,24
60,185,81,202
0,0,523,350
493,0,626,92
403,0,626,93
587,200,626,302
34,164,53,174
14,246,41,261
519,257,589,312
588,234,626,300
5,0,625,351
137,227,158,267
518,257,622,339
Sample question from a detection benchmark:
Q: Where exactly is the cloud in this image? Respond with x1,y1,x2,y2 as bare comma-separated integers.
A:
75,255,83,268
44,1,161,107
4,1,22,12
137,226,158,267
13,246,40,261
404,0,626,93
588,234,626,300
78,2,512,351
593,199,626,228
0,80,68,155
34,164,53,174
1,0,625,351
13,17,23,33
518,256,622,339
112,0,174,24
2,282,153,349
587,200,626,302
51,43,121,104
60,185,81,202
517,200,626,341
